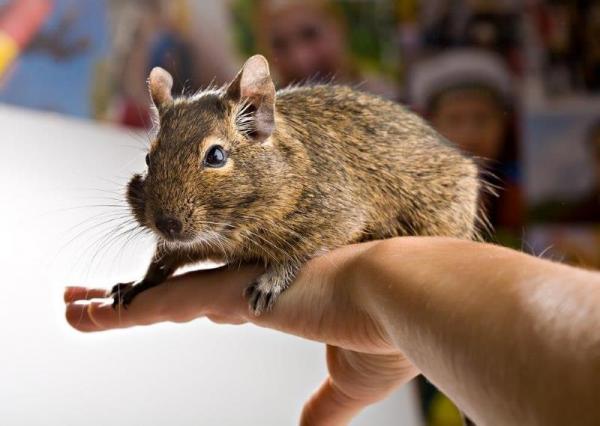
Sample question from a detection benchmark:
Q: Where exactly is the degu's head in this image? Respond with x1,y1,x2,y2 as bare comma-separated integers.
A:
127,55,288,248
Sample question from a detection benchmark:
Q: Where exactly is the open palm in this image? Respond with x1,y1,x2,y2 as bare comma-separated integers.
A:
65,243,419,425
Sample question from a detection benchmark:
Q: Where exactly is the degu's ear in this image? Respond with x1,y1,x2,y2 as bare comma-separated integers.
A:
148,67,174,113
225,55,276,141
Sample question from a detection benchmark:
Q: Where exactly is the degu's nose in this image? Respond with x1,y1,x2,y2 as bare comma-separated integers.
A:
155,215,183,238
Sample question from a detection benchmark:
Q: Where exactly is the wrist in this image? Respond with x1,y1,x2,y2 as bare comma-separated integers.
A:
344,239,411,353
349,237,477,353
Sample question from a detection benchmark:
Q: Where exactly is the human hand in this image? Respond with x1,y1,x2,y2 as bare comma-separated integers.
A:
64,242,419,425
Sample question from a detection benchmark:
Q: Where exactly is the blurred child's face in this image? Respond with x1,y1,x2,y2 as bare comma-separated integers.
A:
430,90,506,160
265,4,346,84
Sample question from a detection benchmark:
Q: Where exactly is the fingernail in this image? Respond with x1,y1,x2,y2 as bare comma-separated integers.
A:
65,302,97,331
64,287,79,301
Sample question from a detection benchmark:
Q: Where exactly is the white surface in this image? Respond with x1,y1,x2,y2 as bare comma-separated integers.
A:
0,105,422,426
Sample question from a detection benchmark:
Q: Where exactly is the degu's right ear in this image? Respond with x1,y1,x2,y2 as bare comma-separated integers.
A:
148,67,174,113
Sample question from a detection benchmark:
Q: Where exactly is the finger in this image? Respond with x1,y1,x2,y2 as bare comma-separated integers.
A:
65,293,173,333
65,301,111,332
65,265,263,332
64,286,108,302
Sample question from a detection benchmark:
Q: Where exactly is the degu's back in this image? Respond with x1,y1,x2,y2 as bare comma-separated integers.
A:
275,84,481,242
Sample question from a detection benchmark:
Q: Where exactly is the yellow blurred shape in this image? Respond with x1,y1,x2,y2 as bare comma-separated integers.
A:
0,32,19,77
430,392,464,426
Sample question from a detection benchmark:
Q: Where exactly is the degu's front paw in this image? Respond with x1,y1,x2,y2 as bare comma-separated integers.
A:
110,282,138,310
244,275,285,316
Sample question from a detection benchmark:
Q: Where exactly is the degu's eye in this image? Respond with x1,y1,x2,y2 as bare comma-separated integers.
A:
204,145,228,168
145,153,151,167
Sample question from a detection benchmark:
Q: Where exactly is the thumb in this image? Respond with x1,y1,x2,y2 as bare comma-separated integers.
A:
300,376,360,426
300,346,419,425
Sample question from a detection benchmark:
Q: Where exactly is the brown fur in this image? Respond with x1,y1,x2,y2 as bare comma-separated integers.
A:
111,55,481,315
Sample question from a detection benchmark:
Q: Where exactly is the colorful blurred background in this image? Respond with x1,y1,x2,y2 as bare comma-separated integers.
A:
1,1,598,424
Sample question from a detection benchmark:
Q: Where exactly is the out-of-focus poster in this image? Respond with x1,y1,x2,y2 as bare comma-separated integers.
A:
0,0,240,126
526,225,600,269
0,0,107,118
525,100,600,223
0,0,403,127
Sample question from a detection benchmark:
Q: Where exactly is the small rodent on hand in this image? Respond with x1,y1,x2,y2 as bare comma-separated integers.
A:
109,54,482,316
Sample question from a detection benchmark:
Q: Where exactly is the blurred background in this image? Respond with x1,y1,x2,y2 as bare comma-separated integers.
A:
0,0,598,425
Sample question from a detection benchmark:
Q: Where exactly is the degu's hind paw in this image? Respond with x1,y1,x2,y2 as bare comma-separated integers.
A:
244,280,282,316
110,282,135,310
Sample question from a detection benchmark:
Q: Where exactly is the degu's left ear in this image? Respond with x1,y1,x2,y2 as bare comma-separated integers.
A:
225,55,276,141
148,67,174,113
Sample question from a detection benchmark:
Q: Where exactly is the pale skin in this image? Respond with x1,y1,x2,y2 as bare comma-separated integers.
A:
64,237,600,425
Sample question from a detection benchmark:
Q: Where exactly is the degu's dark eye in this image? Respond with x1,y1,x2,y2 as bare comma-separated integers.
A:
204,145,228,168
145,153,151,167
